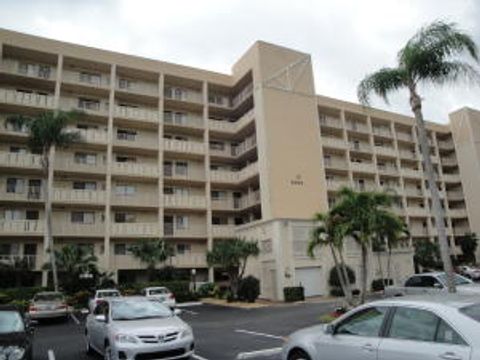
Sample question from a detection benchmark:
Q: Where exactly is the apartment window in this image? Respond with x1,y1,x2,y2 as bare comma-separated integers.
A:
115,212,136,223
71,211,95,224
323,155,332,166
73,181,97,190
114,243,127,255
79,71,101,85
9,146,27,154
25,210,39,220
117,129,137,141
118,78,134,90
116,155,136,163
28,179,42,199
164,87,185,101
6,178,25,193
115,184,136,196
5,118,28,132
78,243,95,255
209,94,228,106
4,209,23,221
74,152,97,165
78,98,100,111
176,243,191,255
163,187,174,195
175,161,188,176
212,216,228,225
211,190,226,200
0,243,12,255
175,215,188,229
77,123,98,130
163,161,173,176
209,141,225,151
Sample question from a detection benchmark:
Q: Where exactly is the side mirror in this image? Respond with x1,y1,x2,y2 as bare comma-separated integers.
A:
95,315,106,323
325,324,335,335
173,309,182,316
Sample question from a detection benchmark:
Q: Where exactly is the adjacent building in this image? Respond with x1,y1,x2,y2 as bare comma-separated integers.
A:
1,28,479,300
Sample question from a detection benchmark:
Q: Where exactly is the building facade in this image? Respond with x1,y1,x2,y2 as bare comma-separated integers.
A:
0,29,479,300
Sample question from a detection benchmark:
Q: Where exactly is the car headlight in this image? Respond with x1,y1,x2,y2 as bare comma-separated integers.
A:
114,334,139,344
180,327,193,338
0,346,26,360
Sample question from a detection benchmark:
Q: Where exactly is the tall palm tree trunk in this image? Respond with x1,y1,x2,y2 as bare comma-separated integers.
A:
409,86,456,293
43,147,59,291
337,247,354,304
329,243,352,305
386,244,393,288
360,244,368,304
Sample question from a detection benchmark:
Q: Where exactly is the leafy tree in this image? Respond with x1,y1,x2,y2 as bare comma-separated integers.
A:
308,212,354,305
459,232,478,264
128,238,175,281
414,239,442,271
206,238,259,299
8,111,81,291
357,21,480,293
331,188,395,303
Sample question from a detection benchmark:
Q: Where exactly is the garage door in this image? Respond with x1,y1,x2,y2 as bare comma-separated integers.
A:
295,267,324,297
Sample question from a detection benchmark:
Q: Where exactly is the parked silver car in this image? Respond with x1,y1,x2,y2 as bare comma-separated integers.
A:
282,295,480,360
85,297,194,360
142,287,176,309
28,292,68,320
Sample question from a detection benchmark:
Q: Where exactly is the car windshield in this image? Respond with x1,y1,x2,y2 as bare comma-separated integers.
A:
437,274,471,286
34,293,64,302
98,291,120,298
149,288,168,295
111,300,172,321
0,311,24,333
460,303,480,322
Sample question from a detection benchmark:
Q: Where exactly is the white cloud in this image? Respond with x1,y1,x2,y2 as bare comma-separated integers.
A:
1,0,479,123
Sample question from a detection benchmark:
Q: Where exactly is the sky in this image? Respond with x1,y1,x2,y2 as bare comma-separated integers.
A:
1,0,479,124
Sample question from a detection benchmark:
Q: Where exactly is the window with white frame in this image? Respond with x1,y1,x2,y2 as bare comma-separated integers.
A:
114,212,136,223
79,71,101,85
118,78,134,90
114,243,127,255
74,152,97,165
71,211,95,224
4,209,24,220
175,215,188,229
6,178,25,193
78,97,100,111
73,181,97,190
176,243,191,255
115,184,136,196
175,161,188,176
117,129,137,141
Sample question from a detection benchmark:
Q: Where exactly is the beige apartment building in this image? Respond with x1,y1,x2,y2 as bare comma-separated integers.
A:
1,28,479,300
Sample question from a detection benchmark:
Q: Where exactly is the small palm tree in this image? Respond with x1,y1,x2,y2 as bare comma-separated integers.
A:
332,188,394,303
358,21,480,293
128,238,175,282
8,111,81,291
308,212,354,305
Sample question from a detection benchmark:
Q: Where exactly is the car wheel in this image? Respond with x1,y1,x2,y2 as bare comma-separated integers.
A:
104,344,113,360
288,349,311,360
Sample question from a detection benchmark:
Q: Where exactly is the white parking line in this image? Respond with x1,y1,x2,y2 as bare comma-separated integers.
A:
70,313,80,325
180,309,198,315
177,302,203,307
236,347,283,360
192,354,209,360
235,329,284,340
47,349,55,360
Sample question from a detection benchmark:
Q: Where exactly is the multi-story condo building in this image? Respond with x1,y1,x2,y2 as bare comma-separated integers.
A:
1,28,480,300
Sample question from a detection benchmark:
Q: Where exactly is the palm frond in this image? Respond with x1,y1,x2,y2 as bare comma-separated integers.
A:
357,67,407,105
426,60,480,86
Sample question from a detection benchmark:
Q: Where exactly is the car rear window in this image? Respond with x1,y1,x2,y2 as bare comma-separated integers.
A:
460,303,480,322
0,311,24,333
149,288,168,295
98,291,120,298
34,293,64,301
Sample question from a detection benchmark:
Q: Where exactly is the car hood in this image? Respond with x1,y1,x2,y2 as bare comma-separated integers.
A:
290,324,327,340
457,284,480,294
111,316,187,335
0,332,28,347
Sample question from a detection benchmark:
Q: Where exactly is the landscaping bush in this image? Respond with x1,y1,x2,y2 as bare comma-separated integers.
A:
238,276,260,303
371,279,393,292
8,299,29,313
118,281,196,303
0,287,48,303
330,287,361,297
283,286,305,302
197,283,215,298
0,292,9,304
67,290,92,309
328,266,356,288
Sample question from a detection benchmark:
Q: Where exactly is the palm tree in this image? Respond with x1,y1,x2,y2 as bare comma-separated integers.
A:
308,212,354,305
8,111,81,291
332,187,394,303
357,21,480,293
128,238,175,282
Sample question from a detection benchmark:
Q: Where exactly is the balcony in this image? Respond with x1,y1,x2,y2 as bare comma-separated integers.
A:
0,254,44,271
210,162,259,184
349,142,372,153
164,87,203,104
112,193,158,207
55,157,106,174
0,151,43,170
163,223,207,238
406,207,429,217
401,168,423,178
0,89,54,109
397,132,414,142
446,190,464,201
116,79,158,97
0,220,44,235
453,226,470,236
163,194,206,209
111,223,160,237
0,117,29,138
449,208,468,218
346,122,369,133
1,58,56,81
114,134,158,151
53,189,106,205
319,115,343,129
438,139,455,149
324,160,349,170
60,97,109,117
76,128,108,145
353,183,377,192
212,225,236,238
231,83,254,109
372,127,392,137
53,222,105,237
163,139,205,156
115,105,159,123
326,180,350,191
382,186,404,196
322,137,347,149
208,110,254,134
441,157,458,166
112,162,158,178
0,185,43,202
62,69,110,88
377,165,399,176
405,188,424,197
165,112,203,129
112,252,206,269
375,146,397,157
398,150,417,160
350,162,377,173
442,173,461,183
231,136,257,158
163,166,205,182
410,228,429,237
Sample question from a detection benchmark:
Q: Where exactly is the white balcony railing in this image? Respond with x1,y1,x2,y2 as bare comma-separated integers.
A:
111,193,158,207
1,58,56,80
60,97,109,117
319,115,343,129
115,106,159,123
326,180,350,191
55,157,107,174
111,162,158,177
375,146,397,157
165,113,203,128
0,220,44,235
0,89,55,109
76,128,108,145
210,162,259,184
0,151,43,170
350,162,377,173
111,223,160,237
163,139,205,155
164,87,203,104
62,69,110,88
53,222,105,237
53,189,106,204
322,137,347,149
116,79,158,97
208,110,254,134
163,194,206,209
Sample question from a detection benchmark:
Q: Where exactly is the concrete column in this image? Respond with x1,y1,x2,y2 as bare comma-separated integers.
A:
158,74,165,236
203,81,214,282
341,109,354,186
103,64,116,275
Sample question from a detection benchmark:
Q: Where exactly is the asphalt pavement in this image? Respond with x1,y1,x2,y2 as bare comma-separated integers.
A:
32,300,338,360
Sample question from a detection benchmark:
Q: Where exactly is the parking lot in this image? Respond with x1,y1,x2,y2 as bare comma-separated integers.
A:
32,301,338,360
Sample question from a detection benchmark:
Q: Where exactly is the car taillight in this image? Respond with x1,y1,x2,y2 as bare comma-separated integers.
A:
57,304,67,309
170,293,175,300
29,306,37,312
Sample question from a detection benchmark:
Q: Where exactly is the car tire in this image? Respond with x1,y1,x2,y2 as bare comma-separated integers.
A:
104,344,112,360
288,349,311,360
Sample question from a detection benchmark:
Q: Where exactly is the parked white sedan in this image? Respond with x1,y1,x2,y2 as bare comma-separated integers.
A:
142,287,176,309
283,295,480,360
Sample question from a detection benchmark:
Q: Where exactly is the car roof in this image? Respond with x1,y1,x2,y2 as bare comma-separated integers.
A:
103,296,152,304
145,286,168,290
371,294,480,310
96,289,119,293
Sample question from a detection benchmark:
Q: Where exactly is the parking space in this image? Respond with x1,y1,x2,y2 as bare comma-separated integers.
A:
33,301,337,360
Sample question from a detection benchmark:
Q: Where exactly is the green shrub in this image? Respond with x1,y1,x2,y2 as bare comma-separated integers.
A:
283,286,304,302
1,287,48,303
238,276,260,303
118,281,196,303
197,283,215,298
328,266,356,288
371,279,393,292
8,300,29,313
330,287,361,297
0,292,10,304
67,290,92,309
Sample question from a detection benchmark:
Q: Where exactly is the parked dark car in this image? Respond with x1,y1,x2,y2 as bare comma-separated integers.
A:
0,305,34,360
